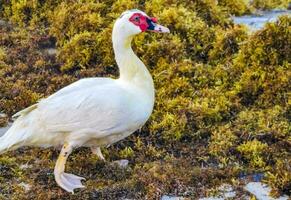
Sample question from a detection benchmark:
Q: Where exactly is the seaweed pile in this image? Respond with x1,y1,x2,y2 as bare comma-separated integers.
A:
0,0,290,199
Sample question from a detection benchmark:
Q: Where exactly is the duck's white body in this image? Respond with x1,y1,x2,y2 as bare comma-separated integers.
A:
0,9,169,193
14,77,153,148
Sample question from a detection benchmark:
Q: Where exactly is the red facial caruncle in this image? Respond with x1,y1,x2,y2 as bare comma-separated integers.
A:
129,13,157,32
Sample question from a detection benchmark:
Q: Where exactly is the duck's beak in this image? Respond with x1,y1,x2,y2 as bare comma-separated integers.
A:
146,17,170,33
151,24,170,33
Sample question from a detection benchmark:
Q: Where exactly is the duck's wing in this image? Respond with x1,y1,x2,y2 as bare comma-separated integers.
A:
12,78,113,119
38,80,140,136
46,78,114,100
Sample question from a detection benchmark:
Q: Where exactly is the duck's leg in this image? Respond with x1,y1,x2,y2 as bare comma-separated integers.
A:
54,142,85,193
91,147,105,161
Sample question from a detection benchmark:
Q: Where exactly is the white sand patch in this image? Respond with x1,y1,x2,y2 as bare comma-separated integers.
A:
199,184,236,200
244,182,289,200
161,195,185,200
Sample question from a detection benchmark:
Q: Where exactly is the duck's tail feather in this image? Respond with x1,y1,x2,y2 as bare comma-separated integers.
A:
0,104,38,154
0,121,29,154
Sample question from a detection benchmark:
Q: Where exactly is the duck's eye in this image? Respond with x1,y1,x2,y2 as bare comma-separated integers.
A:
134,16,140,22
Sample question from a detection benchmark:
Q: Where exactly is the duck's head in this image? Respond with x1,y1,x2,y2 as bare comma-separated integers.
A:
113,9,170,38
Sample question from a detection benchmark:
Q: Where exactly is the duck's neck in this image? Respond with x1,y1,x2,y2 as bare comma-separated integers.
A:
112,32,154,99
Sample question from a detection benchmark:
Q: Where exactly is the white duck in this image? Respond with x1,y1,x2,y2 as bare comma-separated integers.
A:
0,9,169,193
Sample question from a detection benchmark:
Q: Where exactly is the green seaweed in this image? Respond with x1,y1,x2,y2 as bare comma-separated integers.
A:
0,0,290,199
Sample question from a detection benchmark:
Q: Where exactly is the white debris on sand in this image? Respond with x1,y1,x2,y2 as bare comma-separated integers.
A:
112,159,129,168
244,182,289,200
0,113,7,118
19,163,33,169
45,48,58,55
19,182,31,192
